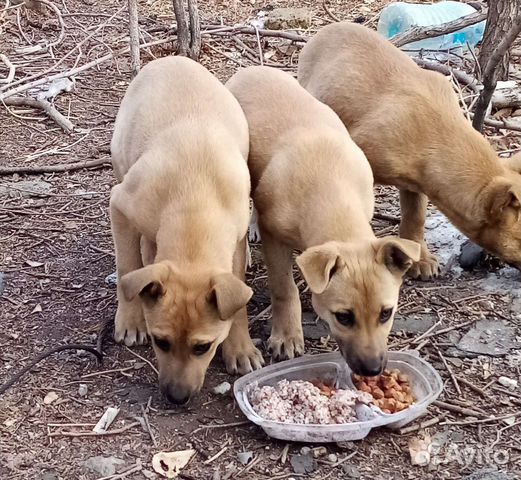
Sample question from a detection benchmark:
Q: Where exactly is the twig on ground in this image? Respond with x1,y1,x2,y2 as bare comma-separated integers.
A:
436,348,462,397
124,346,159,375
97,462,143,480
322,1,340,23
391,11,487,48
472,113,521,132
2,96,74,132
433,400,486,418
0,344,103,396
253,26,264,66
398,415,443,435
490,419,521,449
456,376,490,398
373,213,400,224
0,54,15,84
141,398,158,447
0,157,109,175
128,0,140,77
48,421,141,437
191,420,250,435
203,446,228,464
441,411,521,426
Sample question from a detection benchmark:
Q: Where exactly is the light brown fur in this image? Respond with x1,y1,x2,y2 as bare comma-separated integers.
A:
227,66,420,375
110,57,263,404
298,22,521,277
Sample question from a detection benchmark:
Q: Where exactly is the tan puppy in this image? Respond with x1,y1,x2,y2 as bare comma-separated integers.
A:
227,67,420,376
298,22,521,279
110,57,263,404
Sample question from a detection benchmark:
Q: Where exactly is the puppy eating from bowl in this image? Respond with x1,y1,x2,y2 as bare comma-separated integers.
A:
110,57,263,405
227,66,420,376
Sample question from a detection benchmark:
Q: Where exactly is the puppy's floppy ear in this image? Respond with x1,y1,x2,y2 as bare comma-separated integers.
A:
486,177,521,219
120,263,171,302
375,237,421,275
296,244,342,294
208,273,252,320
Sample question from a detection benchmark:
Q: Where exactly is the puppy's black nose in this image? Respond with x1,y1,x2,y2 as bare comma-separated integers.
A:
358,364,383,377
165,389,190,406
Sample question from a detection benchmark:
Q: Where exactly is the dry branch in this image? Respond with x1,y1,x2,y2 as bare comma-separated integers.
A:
187,0,201,59
3,96,74,132
0,54,15,84
413,58,480,93
473,17,521,131
391,11,487,48
0,157,110,175
172,0,190,56
128,0,140,78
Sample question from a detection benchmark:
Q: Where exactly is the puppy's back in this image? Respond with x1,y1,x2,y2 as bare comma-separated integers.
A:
227,66,348,184
112,57,248,180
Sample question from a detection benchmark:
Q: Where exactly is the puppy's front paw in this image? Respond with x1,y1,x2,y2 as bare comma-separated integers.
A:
114,305,148,346
408,247,440,281
222,337,265,375
268,332,305,361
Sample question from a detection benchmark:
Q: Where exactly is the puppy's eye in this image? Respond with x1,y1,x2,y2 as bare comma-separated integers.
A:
380,308,393,324
153,336,170,352
335,310,355,327
193,342,212,356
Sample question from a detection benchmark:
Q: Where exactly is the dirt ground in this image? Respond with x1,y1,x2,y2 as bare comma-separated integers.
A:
1,0,521,479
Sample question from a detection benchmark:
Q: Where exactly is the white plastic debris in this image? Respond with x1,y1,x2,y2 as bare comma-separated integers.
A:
408,435,432,466
213,382,231,395
93,407,120,434
237,451,253,465
78,384,88,397
498,376,518,389
152,450,195,478
43,391,59,405
36,78,75,101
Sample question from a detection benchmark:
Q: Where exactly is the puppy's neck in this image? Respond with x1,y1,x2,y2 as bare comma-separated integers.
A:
301,200,375,248
155,208,236,271
421,125,506,230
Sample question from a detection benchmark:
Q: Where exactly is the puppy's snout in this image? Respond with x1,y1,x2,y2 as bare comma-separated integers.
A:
346,352,387,377
162,384,191,406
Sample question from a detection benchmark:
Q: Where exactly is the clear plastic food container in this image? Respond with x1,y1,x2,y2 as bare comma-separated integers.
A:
233,351,443,442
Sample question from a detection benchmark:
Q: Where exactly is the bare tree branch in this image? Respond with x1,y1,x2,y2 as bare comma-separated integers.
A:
128,0,140,78
172,0,190,56
473,17,521,131
187,0,201,60
391,11,487,48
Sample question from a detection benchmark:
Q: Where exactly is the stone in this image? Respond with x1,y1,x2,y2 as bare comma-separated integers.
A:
459,240,486,271
84,456,126,477
446,319,517,358
213,382,231,395
105,272,118,286
0,180,52,198
237,451,253,465
464,467,512,480
290,452,316,475
78,384,88,397
327,453,338,463
42,472,59,480
343,465,361,478
498,376,518,389
393,313,438,335
264,8,311,30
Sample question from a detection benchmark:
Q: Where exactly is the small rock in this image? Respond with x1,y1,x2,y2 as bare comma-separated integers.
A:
312,446,327,458
327,453,338,463
498,376,518,389
43,391,59,405
459,240,486,271
290,452,315,475
264,7,311,30
464,467,512,480
300,446,311,455
78,384,88,397
0,180,52,198
213,382,231,395
252,337,263,347
237,451,253,465
393,313,438,335
342,465,361,478
42,472,59,480
105,272,118,286
84,456,126,477
336,441,356,450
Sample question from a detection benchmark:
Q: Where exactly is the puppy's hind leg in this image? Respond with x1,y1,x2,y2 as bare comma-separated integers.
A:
222,235,265,375
399,189,440,280
262,227,304,361
110,186,148,346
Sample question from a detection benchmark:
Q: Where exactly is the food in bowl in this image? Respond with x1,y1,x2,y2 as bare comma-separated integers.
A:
352,369,415,414
249,379,373,424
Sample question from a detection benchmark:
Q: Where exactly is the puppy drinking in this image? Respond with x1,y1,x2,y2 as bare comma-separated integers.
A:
110,57,263,404
298,22,521,278
227,67,420,376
